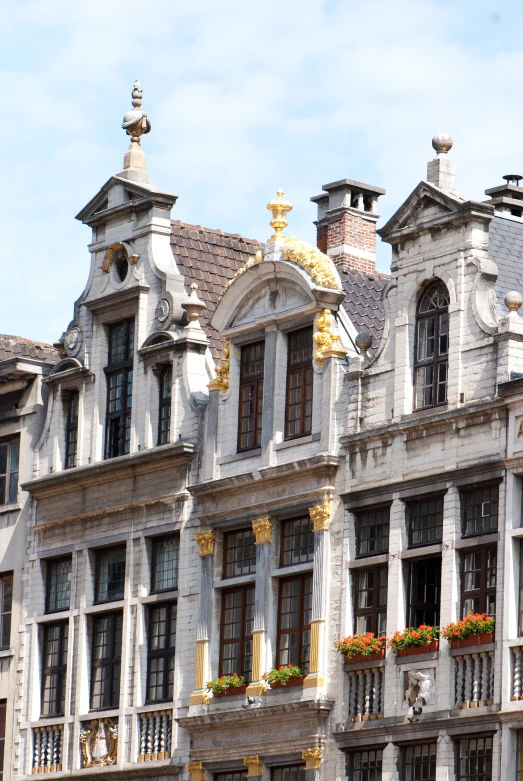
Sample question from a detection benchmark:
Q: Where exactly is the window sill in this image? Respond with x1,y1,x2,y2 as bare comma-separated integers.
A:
141,591,179,604
449,642,496,657
36,611,72,623
271,562,313,578
400,544,442,560
274,432,320,451
394,650,439,665
0,648,13,658
84,601,125,614
80,708,120,720
0,501,22,516
455,533,499,549
214,573,256,590
217,448,261,465
348,554,388,569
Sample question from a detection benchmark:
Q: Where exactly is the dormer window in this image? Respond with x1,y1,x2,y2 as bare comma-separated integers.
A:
105,320,134,458
158,365,172,445
64,391,79,468
238,341,264,452
414,282,449,410
285,327,313,439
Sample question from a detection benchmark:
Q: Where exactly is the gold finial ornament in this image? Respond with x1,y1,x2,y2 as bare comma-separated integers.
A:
208,338,230,393
267,188,293,240
313,309,347,366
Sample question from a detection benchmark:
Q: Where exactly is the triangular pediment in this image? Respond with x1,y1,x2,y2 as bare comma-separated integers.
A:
378,181,465,241
75,176,178,225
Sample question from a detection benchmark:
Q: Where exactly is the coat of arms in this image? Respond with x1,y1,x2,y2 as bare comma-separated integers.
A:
80,719,118,767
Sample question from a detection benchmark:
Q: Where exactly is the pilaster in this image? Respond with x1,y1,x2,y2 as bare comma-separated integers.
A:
302,747,323,781
384,497,405,715
189,531,216,706
260,327,278,468
246,517,273,696
303,502,330,690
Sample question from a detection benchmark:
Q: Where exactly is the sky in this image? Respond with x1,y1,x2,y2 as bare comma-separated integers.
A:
2,0,523,344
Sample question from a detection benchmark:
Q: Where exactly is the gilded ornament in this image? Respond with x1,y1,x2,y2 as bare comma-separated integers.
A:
283,237,340,290
267,189,293,240
302,747,323,770
195,530,216,556
223,249,263,292
244,756,263,777
309,502,331,531
79,719,118,768
252,517,273,544
313,309,347,366
208,339,230,393
188,762,206,781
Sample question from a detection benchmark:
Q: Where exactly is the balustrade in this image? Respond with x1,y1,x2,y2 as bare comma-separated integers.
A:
512,647,523,700
32,725,63,773
347,667,384,721
138,710,172,761
454,652,494,708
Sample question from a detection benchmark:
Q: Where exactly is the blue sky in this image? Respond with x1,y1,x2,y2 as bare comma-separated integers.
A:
3,0,523,344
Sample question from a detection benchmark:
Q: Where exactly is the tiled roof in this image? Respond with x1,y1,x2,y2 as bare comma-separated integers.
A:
340,269,387,350
488,216,523,314
171,221,262,360
0,334,60,364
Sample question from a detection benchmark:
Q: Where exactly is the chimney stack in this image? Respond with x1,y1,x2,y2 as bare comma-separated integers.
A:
311,178,385,274
484,174,523,219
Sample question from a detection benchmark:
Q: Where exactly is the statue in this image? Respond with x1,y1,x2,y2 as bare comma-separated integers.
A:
404,669,435,708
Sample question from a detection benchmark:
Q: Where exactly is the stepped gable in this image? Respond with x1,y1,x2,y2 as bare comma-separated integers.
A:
0,334,60,364
171,220,262,360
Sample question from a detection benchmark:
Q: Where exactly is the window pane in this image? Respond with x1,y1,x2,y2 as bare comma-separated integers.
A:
96,547,126,603
46,558,72,613
414,282,449,410
224,529,256,578
356,507,390,556
282,518,314,566
349,750,383,781
404,743,436,781
153,537,179,591
272,768,306,781
457,737,492,781
0,576,12,649
408,496,443,547
410,557,441,627
462,486,499,536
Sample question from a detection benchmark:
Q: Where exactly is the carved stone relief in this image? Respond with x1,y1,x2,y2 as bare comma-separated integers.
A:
403,669,435,707
80,719,118,767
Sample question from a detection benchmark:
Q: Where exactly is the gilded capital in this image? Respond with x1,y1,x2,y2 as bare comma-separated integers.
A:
244,756,263,777
309,501,331,531
302,747,323,770
195,530,216,556
252,517,273,544
208,339,230,393
313,309,347,366
188,762,206,781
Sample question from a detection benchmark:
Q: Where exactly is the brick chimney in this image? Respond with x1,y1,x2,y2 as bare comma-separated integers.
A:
311,178,385,274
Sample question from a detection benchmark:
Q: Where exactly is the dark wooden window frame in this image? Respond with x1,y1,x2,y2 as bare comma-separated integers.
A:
400,742,437,781
0,438,19,506
0,573,12,650
280,517,314,567
460,545,496,619
151,535,180,594
45,556,72,614
157,364,172,446
94,546,126,604
355,504,391,558
90,611,123,710
219,584,254,682
64,391,79,469
414,281,449,410
454,735,493,781
407,555,441,627
460,482,500,538
0,700,5,781
347,747,384,781
284,327,314,441
146,601,177,704
270,766,306,781
406,494,445,549
214,773,248,781
276,573,312,675
353,564,388,636
41,620,68,717
104,319,134,460
237,341,265,452
223,528,256,579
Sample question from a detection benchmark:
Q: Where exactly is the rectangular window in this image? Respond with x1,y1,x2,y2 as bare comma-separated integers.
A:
0,439,19,505
277,574,312,675
409,557,441,627
0,575,12,650
238,341,264,451
64,392,79,468
214,774,247,781
348,749,383,781
146,602,177,703
407,496,444,548
46,557,72,614
285,327,313,439
353,566,387,636
152,536,179,592
271,768,306,781
355,506,390,557
90,612,122,710
220,586,254,683
0,700,5,781
158,365,172,446
461,486,499,537
105,319,134,459
95,547,126,603
223,529,256,578
517,732,523,781
41,621,68,717
281,517,314,567
461,547,496,618
402,743,436,781
456,737,492,781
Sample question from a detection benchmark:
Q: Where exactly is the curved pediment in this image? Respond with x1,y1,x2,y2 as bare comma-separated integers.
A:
230,278,313,327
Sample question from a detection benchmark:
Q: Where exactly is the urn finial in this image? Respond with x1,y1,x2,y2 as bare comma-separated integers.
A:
120,80,152,182
266,189,293,241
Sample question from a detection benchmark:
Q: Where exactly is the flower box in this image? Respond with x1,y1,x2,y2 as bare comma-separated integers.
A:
212,684,247,697
450,632,494,649
397,640,439,657
269,676,304,689
345,648,386,665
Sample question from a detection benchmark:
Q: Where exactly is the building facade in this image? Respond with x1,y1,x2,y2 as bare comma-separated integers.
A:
3,91,523,781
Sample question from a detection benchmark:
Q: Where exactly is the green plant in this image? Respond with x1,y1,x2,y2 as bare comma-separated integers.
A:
388,625,440,653
442,613,495,641
206,673,245,694
262,665,302,686
334,632,386,658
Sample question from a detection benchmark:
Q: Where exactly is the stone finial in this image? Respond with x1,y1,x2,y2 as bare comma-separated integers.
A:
427,133,456,193
182,283,206,330
120,80,152,182
266,189,292,241
355,331,373,354
505,290,523,313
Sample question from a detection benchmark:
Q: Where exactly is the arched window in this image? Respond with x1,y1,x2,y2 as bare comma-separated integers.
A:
414,281,449,409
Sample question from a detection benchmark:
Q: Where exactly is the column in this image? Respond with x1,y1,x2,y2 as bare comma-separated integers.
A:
246,517,273,697
437,485,459,711
303,501,330,689
302,747,322,781
261,327,278,467
244,756,263,778
189,530,216,706
382,743,400,781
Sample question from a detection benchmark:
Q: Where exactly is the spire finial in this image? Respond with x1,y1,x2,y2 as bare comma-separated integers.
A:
266,188,293,241
120,80,152,182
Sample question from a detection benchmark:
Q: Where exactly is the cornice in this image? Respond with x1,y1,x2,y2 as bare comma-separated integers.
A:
82,284,150,313
22,442,195,498
177,698,334,730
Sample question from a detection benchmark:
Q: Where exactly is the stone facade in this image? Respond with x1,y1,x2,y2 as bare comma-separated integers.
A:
5,98,523,781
